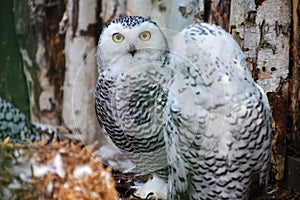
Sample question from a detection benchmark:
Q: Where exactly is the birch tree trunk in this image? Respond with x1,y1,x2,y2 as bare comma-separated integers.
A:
14,0,102,144
62,0,100,143
127,0,205,31
14,0,66,126
229,0,292,182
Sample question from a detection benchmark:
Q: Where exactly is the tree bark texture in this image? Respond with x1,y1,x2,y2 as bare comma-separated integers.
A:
14,0,102,144
62,0,100,143
290,0,299,154
228,0,293,182
14,0,66,126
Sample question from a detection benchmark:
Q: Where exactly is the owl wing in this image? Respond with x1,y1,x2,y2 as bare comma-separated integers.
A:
165,23,272,199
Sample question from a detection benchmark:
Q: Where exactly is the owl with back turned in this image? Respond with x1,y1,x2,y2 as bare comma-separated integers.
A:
95,16,272,200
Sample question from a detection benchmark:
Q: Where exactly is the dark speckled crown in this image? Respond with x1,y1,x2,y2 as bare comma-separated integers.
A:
106,16,157,29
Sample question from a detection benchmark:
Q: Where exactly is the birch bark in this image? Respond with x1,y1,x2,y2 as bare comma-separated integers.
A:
229,0,292,181
62,0,99,142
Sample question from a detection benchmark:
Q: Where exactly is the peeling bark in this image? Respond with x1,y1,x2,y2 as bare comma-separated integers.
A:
255,1,290,93
127,0,204,31
229,0,292,182
14,0,66,125
128,0,170,28
205,0,231,30
62,0,100,143
268,82,289,181
289,0,299,152
230,0,257,77
100,0,127,25
230,0,290,93
14,0,102,143
168,0,203,31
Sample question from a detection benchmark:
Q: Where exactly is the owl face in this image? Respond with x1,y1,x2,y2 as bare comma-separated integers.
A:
97,16,168,75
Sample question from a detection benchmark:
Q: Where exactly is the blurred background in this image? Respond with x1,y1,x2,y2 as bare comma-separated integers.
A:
0,0,29,115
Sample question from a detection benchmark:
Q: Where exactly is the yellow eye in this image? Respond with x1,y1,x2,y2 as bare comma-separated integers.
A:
139,31,151,41
112,33,124,43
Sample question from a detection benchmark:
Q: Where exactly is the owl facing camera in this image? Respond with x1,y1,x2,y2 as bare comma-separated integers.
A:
95,16,271,200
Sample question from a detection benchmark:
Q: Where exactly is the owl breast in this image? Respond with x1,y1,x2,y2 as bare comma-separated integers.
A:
95,60,171,176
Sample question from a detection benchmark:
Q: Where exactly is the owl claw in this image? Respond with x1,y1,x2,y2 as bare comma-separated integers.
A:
133,175,167,200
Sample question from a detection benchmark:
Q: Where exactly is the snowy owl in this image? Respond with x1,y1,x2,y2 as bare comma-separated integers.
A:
95,16,272,200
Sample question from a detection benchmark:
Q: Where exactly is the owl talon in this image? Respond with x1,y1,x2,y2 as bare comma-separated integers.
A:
133,176,167,200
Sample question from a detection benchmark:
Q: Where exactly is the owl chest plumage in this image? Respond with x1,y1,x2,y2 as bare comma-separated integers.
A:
95,55,170,175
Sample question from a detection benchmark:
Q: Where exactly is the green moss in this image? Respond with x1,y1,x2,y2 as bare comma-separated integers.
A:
0,0,29,116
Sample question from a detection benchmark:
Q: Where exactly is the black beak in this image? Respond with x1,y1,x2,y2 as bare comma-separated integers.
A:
128,45,137,57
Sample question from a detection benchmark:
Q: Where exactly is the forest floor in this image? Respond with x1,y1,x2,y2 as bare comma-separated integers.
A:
1,138,299,200
111,168,300,200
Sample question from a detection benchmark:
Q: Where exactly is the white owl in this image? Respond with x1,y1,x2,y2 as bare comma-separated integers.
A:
95,16,272,200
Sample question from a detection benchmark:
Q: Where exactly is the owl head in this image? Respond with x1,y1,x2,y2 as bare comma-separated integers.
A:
97,16,168,75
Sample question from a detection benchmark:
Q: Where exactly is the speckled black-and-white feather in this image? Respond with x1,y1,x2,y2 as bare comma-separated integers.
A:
95,16,272,200
105,16,156,30
0,97,59,143
165,23,271,200
95,16,171,179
